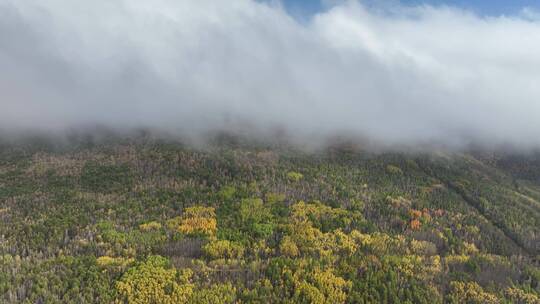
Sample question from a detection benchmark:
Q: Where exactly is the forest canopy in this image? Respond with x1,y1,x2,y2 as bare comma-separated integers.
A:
0,139,539,303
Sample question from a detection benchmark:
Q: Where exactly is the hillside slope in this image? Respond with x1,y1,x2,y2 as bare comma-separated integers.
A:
0,139,539,303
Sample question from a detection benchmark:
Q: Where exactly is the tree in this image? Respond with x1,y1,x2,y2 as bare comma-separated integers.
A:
203,240,244,260
287,171,304,182
178,206,217,237
239,198,274,238
293,281,325,304
312,269,351,304
191,283,236,304
280,236,300,257
115,255,194,304
447,281,499,304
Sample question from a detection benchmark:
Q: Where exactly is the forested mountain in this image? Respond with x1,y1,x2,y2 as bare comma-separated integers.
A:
0,138,539,303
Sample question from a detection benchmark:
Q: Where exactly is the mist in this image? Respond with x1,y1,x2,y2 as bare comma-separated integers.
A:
1,0,540,150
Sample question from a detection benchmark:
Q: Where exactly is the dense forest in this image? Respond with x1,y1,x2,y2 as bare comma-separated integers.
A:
0,136,539,303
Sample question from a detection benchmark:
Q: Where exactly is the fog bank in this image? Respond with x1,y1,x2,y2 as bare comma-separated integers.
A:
1,0,540,150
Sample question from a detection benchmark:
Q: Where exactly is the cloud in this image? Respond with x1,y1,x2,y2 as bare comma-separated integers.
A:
1,0,540,149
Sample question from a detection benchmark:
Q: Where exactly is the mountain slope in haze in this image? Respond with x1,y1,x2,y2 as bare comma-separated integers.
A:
0,138,539,303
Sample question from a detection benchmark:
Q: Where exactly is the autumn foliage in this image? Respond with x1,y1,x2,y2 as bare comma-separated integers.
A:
178,206,217,237
1,140,539,304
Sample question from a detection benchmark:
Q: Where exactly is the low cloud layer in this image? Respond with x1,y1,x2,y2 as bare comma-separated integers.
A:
1,0,540,149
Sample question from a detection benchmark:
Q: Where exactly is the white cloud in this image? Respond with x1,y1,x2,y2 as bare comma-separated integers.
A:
1,0,540,149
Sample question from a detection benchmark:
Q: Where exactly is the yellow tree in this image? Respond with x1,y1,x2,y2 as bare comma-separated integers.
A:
178,206,217,237
312,269,352,304
115,255,194,304
191,284,236,304
447,281,499,304
203,240,244,260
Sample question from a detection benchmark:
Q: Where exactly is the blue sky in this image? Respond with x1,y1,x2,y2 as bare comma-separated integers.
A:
282,0,540,18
